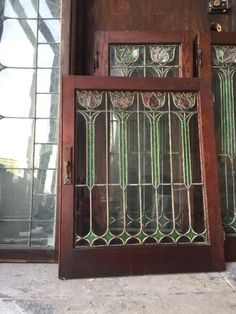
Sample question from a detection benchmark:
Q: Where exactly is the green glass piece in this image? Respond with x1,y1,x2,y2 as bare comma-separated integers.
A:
85,231,97,244
184,228,198,241
120,231,131,243
152,230,165,242
137,231,147,243
103,230,115,242
167,229,181,242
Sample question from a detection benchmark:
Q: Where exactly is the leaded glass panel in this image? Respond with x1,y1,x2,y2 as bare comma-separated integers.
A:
212,45,236,234
110,44,181,77
0,0,61,247
75,90,206,247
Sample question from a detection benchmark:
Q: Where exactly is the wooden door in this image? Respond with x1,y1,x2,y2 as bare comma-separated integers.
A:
198,32,236,261
59,75,225,278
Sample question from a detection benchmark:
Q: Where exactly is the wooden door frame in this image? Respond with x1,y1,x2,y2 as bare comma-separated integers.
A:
59,75,225,279
198,32,236,262
94,31,193,77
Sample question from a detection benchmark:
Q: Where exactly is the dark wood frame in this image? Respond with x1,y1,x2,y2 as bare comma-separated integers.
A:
94,31,193,77
59,75,225,279
198,32,236,262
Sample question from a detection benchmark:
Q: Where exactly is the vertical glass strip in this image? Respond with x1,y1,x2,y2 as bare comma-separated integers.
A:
212,45,236,234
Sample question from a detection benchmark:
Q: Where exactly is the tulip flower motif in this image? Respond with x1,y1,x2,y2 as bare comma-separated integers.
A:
150,45,176,64
214,46,236,65
172,93,196,111
109,91,135,110
114,45,140,65
77,91,103,109
141,92,166,110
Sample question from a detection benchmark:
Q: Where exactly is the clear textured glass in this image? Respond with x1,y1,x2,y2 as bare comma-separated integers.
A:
30,221,55,247
0,0,61,249
0,119,34,168
34,169,57,194
35,118,58,144
0,169,32,219
37,43,60,67
39,0,61,18
4,0,38,18
36,94,59,118
34,144,58,169
37,68,59,92
0,221,30,245
38,19,61,43
0,19,37,67
0,69,35,118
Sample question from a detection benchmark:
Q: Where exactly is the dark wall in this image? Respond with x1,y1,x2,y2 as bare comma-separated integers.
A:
73,0,236,74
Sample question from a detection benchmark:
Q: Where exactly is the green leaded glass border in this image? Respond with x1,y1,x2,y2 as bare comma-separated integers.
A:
75,90,207,247
212,45,236,234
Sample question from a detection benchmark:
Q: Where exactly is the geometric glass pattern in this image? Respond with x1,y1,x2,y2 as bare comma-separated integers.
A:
212,45,236,234
75,90,207,247
0,0,61,247
110,44,181,77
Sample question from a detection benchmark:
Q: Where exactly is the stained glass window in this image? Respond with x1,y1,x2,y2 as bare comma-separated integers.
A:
110,45,181,77
75,89,206,247
212,45,236,234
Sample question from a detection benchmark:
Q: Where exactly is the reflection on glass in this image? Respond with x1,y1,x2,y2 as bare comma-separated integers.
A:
30,221,55,247
0,169,32,219
39,0,61,18
38,19,61,43
0,221,30,245
35,119,58,144
0,119,34,168
34,169,57,194
34,144,58,169
4,0,37,18
0,69,35,117
32,194,56,220
0,19,36,67
0,0,61,248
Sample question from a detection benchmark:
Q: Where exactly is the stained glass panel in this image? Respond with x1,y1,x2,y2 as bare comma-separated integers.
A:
110,44,181,77
212,45,236,234
75,90,206,247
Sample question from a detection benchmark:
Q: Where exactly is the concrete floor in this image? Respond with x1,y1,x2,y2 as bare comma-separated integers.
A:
0,263,236,314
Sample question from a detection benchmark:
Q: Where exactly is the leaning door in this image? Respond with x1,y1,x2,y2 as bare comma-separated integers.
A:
59,75,224,279
198,32,236,261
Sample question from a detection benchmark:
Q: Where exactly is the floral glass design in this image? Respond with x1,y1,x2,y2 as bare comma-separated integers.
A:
75,90,205,247
110,44,180,77
212,45,236,234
